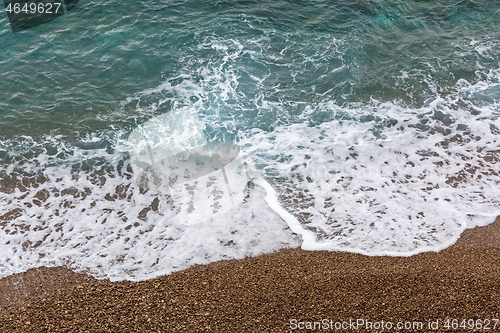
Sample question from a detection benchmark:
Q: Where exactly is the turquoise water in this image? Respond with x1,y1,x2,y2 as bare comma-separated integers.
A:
1,0,499,136
1,0,499,280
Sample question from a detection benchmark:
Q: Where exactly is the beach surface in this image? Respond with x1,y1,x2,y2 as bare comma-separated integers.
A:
1,216,499,332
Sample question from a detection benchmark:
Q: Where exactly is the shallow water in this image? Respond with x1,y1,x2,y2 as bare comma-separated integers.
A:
0,0,499,280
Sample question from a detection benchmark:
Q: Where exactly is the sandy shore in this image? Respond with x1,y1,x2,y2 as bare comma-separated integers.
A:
1,216,499,332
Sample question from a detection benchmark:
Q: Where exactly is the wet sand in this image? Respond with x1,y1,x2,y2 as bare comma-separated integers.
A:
1,216,499,332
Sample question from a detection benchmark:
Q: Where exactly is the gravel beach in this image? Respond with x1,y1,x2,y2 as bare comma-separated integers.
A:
1,216,499,332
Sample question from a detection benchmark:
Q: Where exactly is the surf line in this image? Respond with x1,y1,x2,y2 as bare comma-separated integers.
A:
252,174,464,255
252,175,317,249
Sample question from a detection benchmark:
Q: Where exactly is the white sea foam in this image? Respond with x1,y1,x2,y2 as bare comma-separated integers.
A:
0,133,300,281
1,35,499,281
127,106,248,225
242,96,500,255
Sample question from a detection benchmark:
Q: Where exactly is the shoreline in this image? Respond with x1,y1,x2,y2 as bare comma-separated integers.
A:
1,215,499,332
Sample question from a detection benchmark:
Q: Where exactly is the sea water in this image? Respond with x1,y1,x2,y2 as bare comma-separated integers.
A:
0,0,499,281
